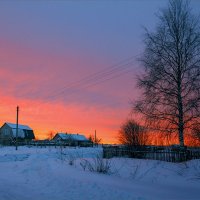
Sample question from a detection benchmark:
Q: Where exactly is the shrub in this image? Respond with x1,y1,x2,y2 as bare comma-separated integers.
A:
80,154,111,174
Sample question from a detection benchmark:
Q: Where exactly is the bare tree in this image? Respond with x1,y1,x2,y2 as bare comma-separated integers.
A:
191,124,200,146
135,0,200,147
118,120,148,147
47,131,55,140
88,134,101,146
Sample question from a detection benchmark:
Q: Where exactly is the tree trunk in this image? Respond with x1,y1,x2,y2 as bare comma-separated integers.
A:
177,72,184,147
178,100,184,146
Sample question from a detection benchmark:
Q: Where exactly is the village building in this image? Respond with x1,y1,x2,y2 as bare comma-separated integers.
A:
52,133,92,146
0,122,35,144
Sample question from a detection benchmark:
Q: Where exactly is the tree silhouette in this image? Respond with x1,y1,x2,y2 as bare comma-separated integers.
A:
135,0,200,146
119,120,148,147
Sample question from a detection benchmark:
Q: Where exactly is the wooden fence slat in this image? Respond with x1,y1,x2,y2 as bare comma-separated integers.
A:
102,147,200,163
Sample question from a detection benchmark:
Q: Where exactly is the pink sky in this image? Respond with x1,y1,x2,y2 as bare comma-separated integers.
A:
0,39,136,143
0,1,199,143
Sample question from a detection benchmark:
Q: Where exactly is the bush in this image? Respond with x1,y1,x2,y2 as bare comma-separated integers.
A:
80,154,111,174
118,120,148,147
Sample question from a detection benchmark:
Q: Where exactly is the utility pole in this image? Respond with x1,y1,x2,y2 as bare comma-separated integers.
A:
16,106,19,151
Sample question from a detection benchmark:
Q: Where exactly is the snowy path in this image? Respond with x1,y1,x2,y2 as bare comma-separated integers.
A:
0,147,199,200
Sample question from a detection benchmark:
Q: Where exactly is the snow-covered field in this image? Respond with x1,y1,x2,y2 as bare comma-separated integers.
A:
0,146,199,200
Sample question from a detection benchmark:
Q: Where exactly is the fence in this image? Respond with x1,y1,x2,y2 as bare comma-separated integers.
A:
0,140,93,148
103,146,200,162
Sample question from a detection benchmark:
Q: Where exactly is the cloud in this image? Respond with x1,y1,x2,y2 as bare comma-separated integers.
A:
0,40,134,143
0,39,136,109
0,94,129,143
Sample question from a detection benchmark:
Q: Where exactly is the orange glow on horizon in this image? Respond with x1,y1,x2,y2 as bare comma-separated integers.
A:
0,94,127,144
0,40,199,146
0,39,132,144
1,94,199,145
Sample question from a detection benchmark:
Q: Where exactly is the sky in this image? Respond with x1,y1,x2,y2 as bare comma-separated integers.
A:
0,0,199,143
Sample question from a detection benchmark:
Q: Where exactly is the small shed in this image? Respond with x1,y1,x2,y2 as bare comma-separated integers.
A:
0,122,35,143
52,133,91,146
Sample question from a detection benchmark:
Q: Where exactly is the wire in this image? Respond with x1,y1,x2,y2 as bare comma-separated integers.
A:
18,54,138,111
44,60,134,101
17,55,136,100
45,67,134,103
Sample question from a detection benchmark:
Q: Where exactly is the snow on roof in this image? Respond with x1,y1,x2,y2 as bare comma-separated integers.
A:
5,122,32,130
57,133,71,140
57,133,88,141
69,134,88,141
12,129,25,138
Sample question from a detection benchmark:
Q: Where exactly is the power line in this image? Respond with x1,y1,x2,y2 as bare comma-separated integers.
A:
17,55,136,100
19,54,138,110
44,61,134,102
51,55,136,94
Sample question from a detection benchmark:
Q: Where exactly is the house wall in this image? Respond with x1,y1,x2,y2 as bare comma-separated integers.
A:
0,123,35,144
23,129,35,140
52,135,61,141
52,134,92,147
0,124,13,144
0,124,13,138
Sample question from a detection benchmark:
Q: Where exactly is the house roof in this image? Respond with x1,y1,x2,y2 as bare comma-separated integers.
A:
56,133,70,140
12,129,35,139
70,134,88,141
5,122,32,130
56,133,88,141
12,129,25,138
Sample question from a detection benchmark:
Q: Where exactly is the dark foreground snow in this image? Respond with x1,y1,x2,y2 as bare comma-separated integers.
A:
0,146,199,200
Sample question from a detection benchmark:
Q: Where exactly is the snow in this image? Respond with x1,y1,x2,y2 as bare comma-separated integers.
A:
55,133,69,140
69,134,88,141
12,129,26,138
56,133,88,141
5,122,32,130
0,146,199,200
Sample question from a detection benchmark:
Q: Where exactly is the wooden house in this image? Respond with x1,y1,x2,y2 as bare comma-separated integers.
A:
0,122,35,144
52,133,92,146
